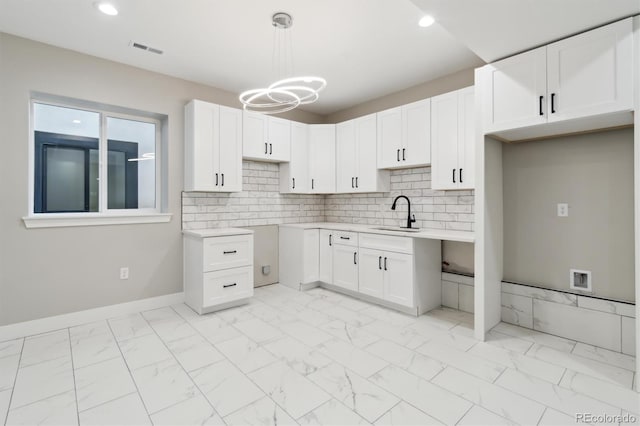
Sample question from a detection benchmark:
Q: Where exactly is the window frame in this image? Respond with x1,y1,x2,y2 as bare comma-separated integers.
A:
23,95,171,228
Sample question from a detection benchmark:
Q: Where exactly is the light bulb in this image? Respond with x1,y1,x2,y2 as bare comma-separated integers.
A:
418,15,435,28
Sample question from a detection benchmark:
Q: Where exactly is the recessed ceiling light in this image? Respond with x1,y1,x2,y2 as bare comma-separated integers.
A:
418,15,435,28
95,2,118,16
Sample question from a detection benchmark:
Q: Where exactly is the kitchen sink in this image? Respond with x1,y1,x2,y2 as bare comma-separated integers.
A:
371,226,422,233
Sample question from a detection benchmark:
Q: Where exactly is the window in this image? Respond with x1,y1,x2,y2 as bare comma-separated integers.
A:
25,96,170,228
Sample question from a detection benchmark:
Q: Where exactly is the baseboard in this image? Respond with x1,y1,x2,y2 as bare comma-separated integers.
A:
0,292,184,342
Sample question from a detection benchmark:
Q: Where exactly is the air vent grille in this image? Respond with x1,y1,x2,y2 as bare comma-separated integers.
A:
130,41,163,55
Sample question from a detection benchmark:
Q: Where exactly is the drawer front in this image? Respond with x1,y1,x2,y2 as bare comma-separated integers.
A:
203,235,253,272
203,266,253,307
331,230,358,247
359,233,413,254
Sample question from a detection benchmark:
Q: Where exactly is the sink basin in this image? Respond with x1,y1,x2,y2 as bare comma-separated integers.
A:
371,226,422,233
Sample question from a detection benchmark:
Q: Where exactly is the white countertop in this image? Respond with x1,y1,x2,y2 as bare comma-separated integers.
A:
280,222,475,243
182,228,254,238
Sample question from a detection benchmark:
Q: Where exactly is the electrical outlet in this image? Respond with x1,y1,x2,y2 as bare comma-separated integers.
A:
557,203,569,217
119,267,129,280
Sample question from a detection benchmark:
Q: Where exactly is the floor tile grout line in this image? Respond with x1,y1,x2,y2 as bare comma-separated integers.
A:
105,319,153,422
453,403,475,426
2,338,24,424
535,406,549,426
66,328,80,426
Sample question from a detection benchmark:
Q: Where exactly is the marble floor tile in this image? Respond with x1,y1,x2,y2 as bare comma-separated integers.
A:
278,320,334,347
432,367,546,425
70,332,121,369
369,365,471,425
141,307,179,324
191,316,241,345
363,320,429,349
131,358,198,414
108,313,154,342
74,356,136,412
244,302,293,325
262,337,332,376
365,339,444,381
150,393,224,426
0,355,20,392
339,296,374,312
537,407,577,426
572,342,636,371
215,336,277,374
6,390,77,426
214,305,256,325
69,321,111,341
248,361,331,420
10,357,74,409
299,399,369,425
484,330,534,354
190,359,264,417
468,341,566,384
495,368,621,419
307,362,399,422
492,322,576,353
320,320,381,348
1,389,12,424
456,405,513,426
374,401,442,425
315,338,388,378
223,396,297,426
78,392,150,425
149,318,197,343
19,330,70,368
416,341,505,382
171,304,207,324
319,305,376,328
292,308,334,328
232,318,284,344
118,333,172,370
358,305,415,327
0,340,23,359
527,343,634,388
165,334,225,372
559,370,640,415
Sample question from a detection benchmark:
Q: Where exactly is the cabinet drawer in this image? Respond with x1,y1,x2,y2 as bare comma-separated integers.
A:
203,266,253,307
359,233,413,254
203,235,252,272
331,230,358,247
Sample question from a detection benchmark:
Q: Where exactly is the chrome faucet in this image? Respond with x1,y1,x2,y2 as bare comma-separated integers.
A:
391,195,417,229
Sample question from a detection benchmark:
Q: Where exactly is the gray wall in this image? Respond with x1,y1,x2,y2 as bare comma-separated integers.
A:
502,128,635,302
0,33,324,326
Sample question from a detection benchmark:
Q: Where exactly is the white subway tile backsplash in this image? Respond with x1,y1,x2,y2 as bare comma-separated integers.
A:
502,282,577,306
577,296,635,318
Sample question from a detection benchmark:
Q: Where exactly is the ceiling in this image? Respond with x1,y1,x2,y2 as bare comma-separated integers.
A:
1,1,638,116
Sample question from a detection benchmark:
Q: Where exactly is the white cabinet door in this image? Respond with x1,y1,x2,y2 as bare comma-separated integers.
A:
267,116,291,162
319,229,333,284
185,100,217,191
242,110,268,160
483,47,547,133
376,107,402,169
333,244,358,292
308,124,336,193
303,229,319,284
383,251,413,307
355,114,378,192
358,248,384,299
280,122,308,193
457,87,475,190
336,120,357,193
218,106,243,192
546,18,633,123
431,90,460,190
402,98,431,167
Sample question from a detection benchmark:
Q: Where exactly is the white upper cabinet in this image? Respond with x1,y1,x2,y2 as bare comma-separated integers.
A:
308,124,336,193
184,100,242,192
431,86,475,190
336,114,389,193
482,18,633,137
377,98,431,169
242,111,291,162
279,122,309,193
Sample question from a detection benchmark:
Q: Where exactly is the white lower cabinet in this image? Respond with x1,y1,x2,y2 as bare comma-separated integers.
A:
333,243,359,292
184,229,254,314
319,229,334,284
358,248,384,298
358,247,413,307
279,227,320,290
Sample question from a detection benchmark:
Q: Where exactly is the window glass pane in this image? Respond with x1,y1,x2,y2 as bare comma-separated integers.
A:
107,117,156,209
34,103,99,138
45,147,87,212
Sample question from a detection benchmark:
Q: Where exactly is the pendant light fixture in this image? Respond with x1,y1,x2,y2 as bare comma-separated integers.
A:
239,12,327,114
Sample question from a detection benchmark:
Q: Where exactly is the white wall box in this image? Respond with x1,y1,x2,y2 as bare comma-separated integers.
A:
184,100,242,192
377,98,431,169
308,124,337,193
243,110,291,162
184,229,254,314
279,227,320,290
431,86,475,190
336,114,390,193
279,121,309,193
481,18,633,141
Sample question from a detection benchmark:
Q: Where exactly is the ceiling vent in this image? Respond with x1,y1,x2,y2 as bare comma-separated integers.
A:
130,41,163,55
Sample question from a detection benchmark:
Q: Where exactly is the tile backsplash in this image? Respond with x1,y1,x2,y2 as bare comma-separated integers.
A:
182,162,474,231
